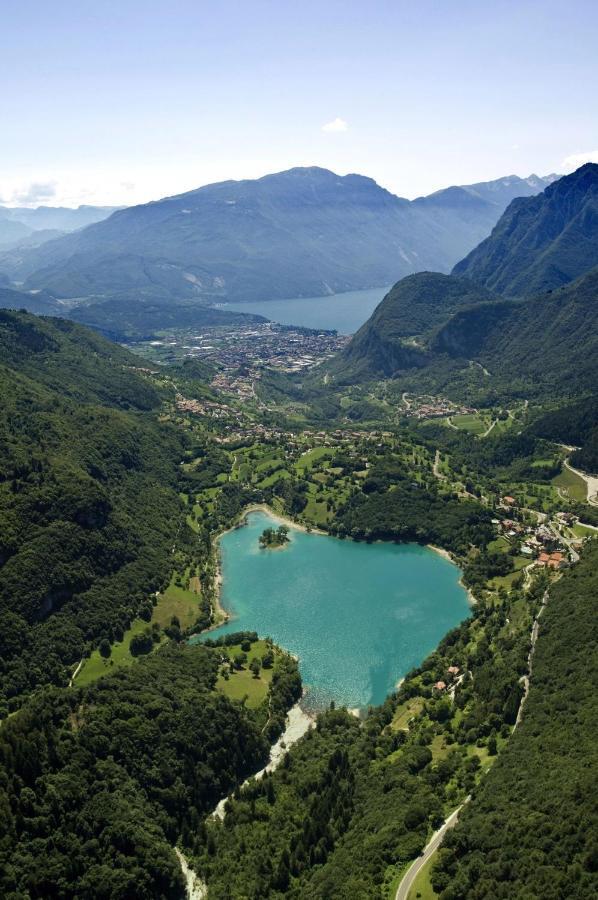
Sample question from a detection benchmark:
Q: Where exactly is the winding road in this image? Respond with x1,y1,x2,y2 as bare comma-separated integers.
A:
395,802,469,900
395,583,551,900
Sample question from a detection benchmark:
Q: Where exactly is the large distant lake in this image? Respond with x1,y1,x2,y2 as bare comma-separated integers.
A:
198,510,470,710
220,285,391,334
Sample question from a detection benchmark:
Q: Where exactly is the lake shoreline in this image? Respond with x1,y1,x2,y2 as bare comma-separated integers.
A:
209,503,327,628
207,504,308,632
427,544,476,606
203,507,471,712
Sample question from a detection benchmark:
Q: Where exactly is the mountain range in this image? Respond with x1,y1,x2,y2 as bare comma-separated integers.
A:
0,204,120,251
453,163,598,295
0,168,556,307
332,164,598,395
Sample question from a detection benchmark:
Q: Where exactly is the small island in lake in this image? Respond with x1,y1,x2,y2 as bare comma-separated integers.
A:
259,524,290,549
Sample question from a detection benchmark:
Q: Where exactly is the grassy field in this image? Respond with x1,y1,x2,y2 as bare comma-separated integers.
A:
258,468,291,488
572,522,597,538
76,573,202,686
76,618,165,686
429,734,453,762
489,555,529,590
304,495,330,525
449,413,491,435
391,697,424,731
552,466,587,502
216,639,275,708
487,535,510,553
153,573,203,628
295,446,333,471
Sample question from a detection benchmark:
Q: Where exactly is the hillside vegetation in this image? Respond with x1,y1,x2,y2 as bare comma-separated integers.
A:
332,273,495,380
433,268,598,395
433,541,598,899
0,311,191,711
453,163,598,296
0,643,288,899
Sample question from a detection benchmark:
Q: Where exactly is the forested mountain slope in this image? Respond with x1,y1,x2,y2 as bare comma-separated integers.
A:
433,541,598,899
0,168,554,304
331,273,495,380
529,396,598,473
453,163,598,295
0,311,189,710
433,267,598,395
0,644,276,899
0,285,65,316
328,262,597,399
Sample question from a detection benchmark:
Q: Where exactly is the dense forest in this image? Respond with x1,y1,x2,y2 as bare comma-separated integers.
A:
529,396,598,472
0,643,297,898
332,454,493,554
0,643,301,900
433,542,598,899
0,312,192,711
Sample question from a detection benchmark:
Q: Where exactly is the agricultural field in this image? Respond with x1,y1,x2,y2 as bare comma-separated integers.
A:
449,413,492,435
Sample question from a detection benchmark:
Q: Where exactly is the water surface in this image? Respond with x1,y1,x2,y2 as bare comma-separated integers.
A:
199,511,469,710
220,285,391,334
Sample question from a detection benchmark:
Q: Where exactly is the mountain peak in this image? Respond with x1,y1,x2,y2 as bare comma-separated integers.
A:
453,164,598,295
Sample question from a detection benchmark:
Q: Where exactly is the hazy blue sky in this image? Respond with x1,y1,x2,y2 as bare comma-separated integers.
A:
2,0,597,207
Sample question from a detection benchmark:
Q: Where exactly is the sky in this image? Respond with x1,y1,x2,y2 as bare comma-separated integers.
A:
1,0,597,208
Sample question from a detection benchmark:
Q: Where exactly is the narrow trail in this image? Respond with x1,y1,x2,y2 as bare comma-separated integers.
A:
69,659,83,687
516,589,549,727
481,418,498,438
433,449,447,481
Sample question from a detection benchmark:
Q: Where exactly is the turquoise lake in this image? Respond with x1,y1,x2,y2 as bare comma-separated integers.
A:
200,511,470,710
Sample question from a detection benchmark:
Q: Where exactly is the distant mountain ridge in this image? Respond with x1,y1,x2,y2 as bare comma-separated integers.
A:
453,163,598,295
0,167,556,305
0,204,120,253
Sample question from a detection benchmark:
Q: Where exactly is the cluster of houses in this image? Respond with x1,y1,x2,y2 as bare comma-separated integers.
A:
536,550,567,570
434,665,461,693
175,394,244,422
492,496,573,569
210,371,258,402
403,395,477,420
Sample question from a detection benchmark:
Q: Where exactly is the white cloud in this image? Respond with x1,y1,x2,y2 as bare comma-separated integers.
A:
321,117,348,133
8,181,57,206
561,150,598,172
